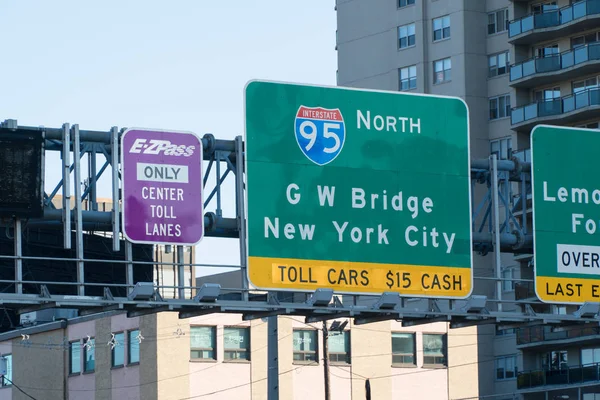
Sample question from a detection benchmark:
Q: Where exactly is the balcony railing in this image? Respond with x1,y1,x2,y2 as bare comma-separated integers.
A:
511,88,600,125
510,42,600,81
509,0,600,38
518,362,600,389
517,325,600,345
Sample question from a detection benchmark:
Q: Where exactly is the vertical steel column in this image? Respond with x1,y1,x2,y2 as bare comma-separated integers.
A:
177,246,185,300
62,123,71,249
72,125,85,296
491,155,502,311
14,219,22,294
125,241,134,295
267,316,279,400
215,151,222,217
111,127,120,252
235,136,249,301
89,146,98,211
521,174,528,234
322,322,331,400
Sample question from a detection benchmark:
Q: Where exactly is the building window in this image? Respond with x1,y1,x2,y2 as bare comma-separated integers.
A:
496,327,516,336
535,44,559,58
398,0,415,7
531,1,557,14
573,77,598,94
572,32,600,48
489,94,511,120
544,350,568,370
502,268,515,292
581,348,600,365
488,9,508,34
328,331,351,364
534,87,560,101
496,355,517,380
433,58,451,84
224,327,250,361
1,355,11,387
423,334,447,367
433,16,450,41
399,66,417,91
490,137,512,160
488,51,510,78
69,341,81,374
293,329,318,363
190,326,216,360
398,24,416,49
111,332,125,367
128,330,140,364
84,338,95,372
392,332,416,366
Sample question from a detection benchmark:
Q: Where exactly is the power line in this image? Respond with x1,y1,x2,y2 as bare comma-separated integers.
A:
176,366,303,400
3,377,38,400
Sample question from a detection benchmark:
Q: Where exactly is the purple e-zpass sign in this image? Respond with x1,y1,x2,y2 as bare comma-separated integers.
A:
121,128,204,245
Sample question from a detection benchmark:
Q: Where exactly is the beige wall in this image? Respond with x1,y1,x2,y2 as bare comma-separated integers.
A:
155,312,190,400
0,310,482,400
14,329,66,400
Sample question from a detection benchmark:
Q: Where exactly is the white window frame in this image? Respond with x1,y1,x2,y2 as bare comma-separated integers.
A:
488,9,508,35
399,65,417,91
488,51,510,78
433,16,450,41
502,268,516,292
398,23,416,49
490,137,513,160
489,94,511,120
433,58,451,84
398,0,415,8
496,355,518,380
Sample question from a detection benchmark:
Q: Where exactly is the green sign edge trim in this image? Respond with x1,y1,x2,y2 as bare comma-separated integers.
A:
242,78,474,299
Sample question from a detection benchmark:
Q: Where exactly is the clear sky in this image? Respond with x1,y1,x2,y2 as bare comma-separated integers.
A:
0,1,337,276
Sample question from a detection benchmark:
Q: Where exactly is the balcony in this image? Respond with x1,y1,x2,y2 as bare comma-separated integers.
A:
509,0,600,45
511,88,600,131
510,43,600,88
518,362,600,390
517,325,600,349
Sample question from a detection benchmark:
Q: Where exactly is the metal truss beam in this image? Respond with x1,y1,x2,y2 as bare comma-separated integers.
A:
0,119,554,329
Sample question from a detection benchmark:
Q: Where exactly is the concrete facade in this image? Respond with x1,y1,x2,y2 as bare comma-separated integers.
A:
0,310,467,400
337,0,600,399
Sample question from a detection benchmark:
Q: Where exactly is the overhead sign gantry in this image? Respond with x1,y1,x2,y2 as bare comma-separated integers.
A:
244,80,473,298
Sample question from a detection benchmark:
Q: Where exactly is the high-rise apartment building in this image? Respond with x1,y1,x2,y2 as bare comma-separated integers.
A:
337,0,600,399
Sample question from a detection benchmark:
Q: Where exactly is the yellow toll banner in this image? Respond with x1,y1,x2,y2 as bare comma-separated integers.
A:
248,257,471,297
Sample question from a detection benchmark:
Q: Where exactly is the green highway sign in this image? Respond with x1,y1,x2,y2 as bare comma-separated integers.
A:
532,125,600,304
244,80,473,298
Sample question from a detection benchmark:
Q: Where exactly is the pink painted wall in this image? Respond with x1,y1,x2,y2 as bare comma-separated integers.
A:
68,319,95,400
111,314,141,400
188,314,251,399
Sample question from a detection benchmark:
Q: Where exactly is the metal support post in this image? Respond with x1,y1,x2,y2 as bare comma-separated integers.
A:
111,126,120,252
72,125,85,296
177,246,185,300
125,240,134,295
323,322,331,400
14,219,22,294
235,136,249,301
491,155,502,311
521,175,528,234
216,151,222,217
62,123,71,249
88,146,97,211
267,315,279,400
